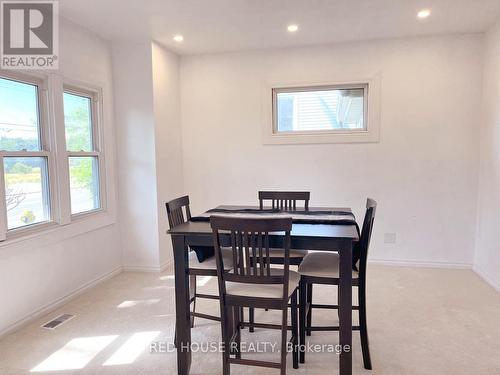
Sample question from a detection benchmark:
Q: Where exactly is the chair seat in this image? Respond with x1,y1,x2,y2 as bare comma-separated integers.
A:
189,248,233,270
226,269,300,299
250,248,308,258
298,252,358,279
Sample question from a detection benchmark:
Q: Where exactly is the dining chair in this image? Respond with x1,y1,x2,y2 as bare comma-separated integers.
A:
257,191,311,266
297,198,377,370
249,191,310,332
259,191,310,211
211,215,299,375
166,196,233,336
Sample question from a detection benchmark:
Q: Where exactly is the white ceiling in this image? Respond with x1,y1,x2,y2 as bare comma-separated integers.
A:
60,0,500,55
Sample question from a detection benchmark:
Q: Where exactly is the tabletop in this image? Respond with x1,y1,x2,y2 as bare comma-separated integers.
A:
168,205,359,240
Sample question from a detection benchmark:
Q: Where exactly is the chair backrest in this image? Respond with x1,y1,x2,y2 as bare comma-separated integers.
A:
210,216,293,301
165,195,191,229
258,191,310,210
357,198,377,278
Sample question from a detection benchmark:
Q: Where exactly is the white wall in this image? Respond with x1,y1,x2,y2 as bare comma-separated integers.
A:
180,34,483,267
0,20,120,336
112,42,183,270
152,43,184,266
474,22,500,291
112,42,160,270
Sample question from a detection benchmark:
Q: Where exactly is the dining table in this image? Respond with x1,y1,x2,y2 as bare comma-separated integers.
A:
167,205,359,375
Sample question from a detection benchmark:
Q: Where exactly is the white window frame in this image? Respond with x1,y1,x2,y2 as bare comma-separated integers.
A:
262,76,381,145
0,71,107,242
63,83,106,218
273,83,368,134
0,71,57,240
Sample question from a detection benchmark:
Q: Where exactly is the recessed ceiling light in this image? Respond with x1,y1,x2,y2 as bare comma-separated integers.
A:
417,9,431,19
287,24,299,33
173,35,184,42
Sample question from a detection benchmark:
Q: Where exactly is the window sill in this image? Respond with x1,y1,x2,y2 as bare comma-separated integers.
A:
0,210,116,249
264,129,379,145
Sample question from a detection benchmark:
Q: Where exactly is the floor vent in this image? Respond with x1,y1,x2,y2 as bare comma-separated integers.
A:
42,314,75,330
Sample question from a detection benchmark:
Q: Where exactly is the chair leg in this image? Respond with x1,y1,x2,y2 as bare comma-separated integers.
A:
291,290,299,369
235,307,242,359
189,275,197,328
359,283,372,370
299,280,306,363
280,300,289,375
228,307,236,355
249,307,255,332
221,305,231,375
306,282,313,336
247,260,254,332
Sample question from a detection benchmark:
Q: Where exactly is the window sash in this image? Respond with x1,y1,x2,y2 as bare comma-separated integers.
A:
0,72,49,152
0,153,54,236
0,151,50,157
68,155,101,215
3,155,51,230
63,86,100,153
272,83,369,135
67,151,100,157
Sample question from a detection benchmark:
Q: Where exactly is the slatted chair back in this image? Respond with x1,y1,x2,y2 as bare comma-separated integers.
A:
210,216,293,302
357,198,377,279
166,195,191,229
258,191,310,210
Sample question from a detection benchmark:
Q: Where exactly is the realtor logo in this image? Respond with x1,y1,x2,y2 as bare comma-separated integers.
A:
1,0,58,69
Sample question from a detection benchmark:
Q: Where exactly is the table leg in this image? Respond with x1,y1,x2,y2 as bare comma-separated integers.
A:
338,240,352,375
173,235,191,375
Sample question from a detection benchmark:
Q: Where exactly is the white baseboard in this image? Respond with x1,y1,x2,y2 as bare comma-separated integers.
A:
0,266,122,339
160,258,174,271
473,264,500,293
122,265,162,272
122,258,174,273
368,259,472,269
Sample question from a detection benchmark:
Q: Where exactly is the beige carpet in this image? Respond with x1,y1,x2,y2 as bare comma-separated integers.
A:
0,265,499,374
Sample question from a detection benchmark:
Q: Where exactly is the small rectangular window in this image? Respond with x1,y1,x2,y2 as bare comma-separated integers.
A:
63,89,102,215
273,84,367,134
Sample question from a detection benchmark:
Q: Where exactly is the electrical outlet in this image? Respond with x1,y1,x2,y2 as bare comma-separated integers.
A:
384,232,397,244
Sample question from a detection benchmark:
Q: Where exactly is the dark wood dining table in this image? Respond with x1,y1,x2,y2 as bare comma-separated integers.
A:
167,205,359,375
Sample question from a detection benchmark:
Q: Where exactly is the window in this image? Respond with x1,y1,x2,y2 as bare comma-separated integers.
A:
263,79,380,144
0,76,51,231
0,72,106,241
274,85,367,133
63,90,101,215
